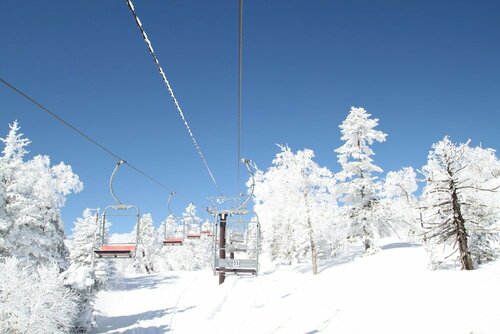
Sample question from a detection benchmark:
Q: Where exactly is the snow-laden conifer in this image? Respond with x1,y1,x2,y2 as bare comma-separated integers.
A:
158,205,212,271
159,214,179,240
0,121,83,270
334,107,387,253
183,202,201,235
0,120,30,161
161,237,212,271
134,213,161,274
420,137,500,270
62,209,102,331
0,121,30,258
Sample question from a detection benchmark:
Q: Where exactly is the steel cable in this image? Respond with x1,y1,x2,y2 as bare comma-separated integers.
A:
0,77,175,193
126,0,222,195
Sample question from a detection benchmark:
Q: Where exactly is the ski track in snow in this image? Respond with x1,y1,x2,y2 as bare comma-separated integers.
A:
168,271,201,331
91,241,500,334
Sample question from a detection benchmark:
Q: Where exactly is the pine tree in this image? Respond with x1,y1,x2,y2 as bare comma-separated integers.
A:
420,137,499,270
0,120,31,258
134,213,160,274
182,203,201,235
159,214,178,241
0,121,83,271
62,209,102,332
334,107,387,253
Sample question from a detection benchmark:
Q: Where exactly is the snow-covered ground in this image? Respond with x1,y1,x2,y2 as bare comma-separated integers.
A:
91,240,500,334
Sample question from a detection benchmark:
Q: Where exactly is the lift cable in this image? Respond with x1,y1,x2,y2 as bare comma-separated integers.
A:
0,77,175,193
125,0,222,196
237,0,244,201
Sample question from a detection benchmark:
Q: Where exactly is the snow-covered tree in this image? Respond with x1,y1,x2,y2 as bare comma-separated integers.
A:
334,106,387,253
383,167,418,204
159,214,179,241
246,216,261,259
134,213,161,274
0,257,77,334
0,120,30,161
62,209,101,332
201,218,212,234
88,213,118,289
157,208,212,271
0,121,83,271
182,203,201,235
381,167,421,240
160,236,212,271
420,137,500,270
253,145,336,274
0,121,30,258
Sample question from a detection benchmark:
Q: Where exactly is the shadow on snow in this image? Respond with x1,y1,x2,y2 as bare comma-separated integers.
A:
380,242,420,250
111,274,180,292
93,306,197,333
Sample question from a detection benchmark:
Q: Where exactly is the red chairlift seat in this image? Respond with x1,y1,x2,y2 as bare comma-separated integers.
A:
163,237,183,246
187,233,201,239
201,230,213,237
95,244,136,258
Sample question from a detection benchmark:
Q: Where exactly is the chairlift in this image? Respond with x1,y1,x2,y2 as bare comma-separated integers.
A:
184,202,202,239
212,214,260,276
198,214,214,238
94,160,140,258
163,192,186,246
210,159,261,276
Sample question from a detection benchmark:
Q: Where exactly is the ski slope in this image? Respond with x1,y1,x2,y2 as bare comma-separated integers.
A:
90,241,500,333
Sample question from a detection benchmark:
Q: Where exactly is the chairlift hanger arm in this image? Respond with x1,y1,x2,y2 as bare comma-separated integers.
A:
110,160,126,205
238,158,255,211
167,192,177,218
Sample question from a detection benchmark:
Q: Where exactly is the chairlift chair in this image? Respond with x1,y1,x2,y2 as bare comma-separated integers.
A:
212,214,260,276
94,204,140,258
163,192,186,246
183,202,202,239
163,237,183,246
201,230,213,237
163,216,186,245
94,160,141,258
210,159,261,276
200,218,214,238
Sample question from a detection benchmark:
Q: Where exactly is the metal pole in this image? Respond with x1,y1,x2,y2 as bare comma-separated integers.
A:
219,213,227,285
101,213,106,246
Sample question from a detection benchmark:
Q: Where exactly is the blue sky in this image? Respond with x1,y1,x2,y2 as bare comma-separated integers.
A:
1,0,499,235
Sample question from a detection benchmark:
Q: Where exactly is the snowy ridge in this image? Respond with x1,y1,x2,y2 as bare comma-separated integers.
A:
90,240,500,334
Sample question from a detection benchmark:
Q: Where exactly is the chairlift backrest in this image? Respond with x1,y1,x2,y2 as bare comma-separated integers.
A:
95,204,140,258
212,211,261,276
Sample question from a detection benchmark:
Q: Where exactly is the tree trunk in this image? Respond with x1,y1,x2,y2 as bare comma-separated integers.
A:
309,227,318,275
445,162,474,271
451,188,474,270
304,192,318,275
143,251,152,274
362,217,373,252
